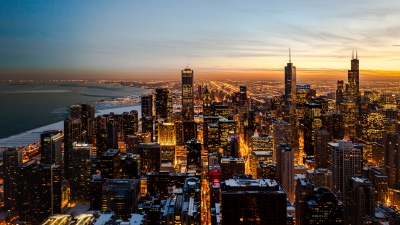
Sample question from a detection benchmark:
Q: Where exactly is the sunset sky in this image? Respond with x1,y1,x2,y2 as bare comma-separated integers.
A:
1,1,400,80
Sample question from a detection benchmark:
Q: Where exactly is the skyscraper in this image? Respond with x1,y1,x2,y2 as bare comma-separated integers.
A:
314,130,330,168
336,80,344,106
331,139,363,201
101,179,141,220
382,132,400,190
3,148,22,212
122,110,138,138
155,88,172,121
64,117,83,179
221,178,287,224
81,103,95,143
203,85,212,117
295,178,314,225
345,176,375,225
346,50,360,104
141,94,153,118
182,67,194,121
303,102,322,156
284,49,297,125
40,130,62,165
305,188,343,225
70,142,92,203
276,143,295,202
284,52,296,104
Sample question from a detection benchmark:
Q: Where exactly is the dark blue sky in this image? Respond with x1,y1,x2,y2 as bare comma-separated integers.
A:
1,1,400,80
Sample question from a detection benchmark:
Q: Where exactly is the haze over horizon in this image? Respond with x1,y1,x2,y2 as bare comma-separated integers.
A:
1,1,400,80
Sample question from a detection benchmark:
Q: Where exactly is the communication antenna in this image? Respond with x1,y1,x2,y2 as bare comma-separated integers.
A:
289,48,291,63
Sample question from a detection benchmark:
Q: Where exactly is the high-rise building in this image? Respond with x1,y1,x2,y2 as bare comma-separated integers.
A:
155,88,170,120
204,123,219,154
141,94,153,118
284,49,297,134
303,102,322,156
64,117,82,179
122,110,138,138
219,119,237,156
382,132,400,190
158,122,176,164
295,178,314,225
182,67,194,121
81,103,95,143
101,149,121,179
183,120,197,143
336,80,344,106
276,143,295,202
305,187,343,225
203,85,212,117
175,120,184,146
322,113,344,140
96,129,108,157
314,130,330,168
70,142,92,203
3,148,22,212
126,135,140,154
40,130,62,165
221,178,287,224
306,168,332,189
239,85,247,107
101,179,141,220
361,110,385,142
120,153,140,179
345,50,361,104
18,164,62,224
284,50,296,106
16,160,36,221
256,163,277,179
250,151,273,178
220,157,245,181
345,176,375,225
139,143,160,173
341,101,357,139
186,138,202,171
331,139,363,201
363,167,388,204
272,120,291,161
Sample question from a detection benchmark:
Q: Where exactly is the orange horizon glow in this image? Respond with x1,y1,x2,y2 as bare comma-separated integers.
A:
3,67,400,81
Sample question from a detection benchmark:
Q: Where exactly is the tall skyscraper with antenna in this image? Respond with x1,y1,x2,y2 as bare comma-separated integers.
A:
285,49,297,107
284,49,299,159
346,49,360,104
182,67,194,121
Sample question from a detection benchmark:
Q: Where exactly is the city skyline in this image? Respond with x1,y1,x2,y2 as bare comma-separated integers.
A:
1,1,400,80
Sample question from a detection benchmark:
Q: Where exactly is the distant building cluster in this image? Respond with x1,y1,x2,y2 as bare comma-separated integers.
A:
1,52,400,224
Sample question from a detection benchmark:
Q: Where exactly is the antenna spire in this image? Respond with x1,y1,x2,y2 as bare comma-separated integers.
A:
352,49,354,60
356,49,358,59
289,48,291,63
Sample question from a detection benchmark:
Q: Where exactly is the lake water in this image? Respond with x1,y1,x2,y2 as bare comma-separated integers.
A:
0,81,150,139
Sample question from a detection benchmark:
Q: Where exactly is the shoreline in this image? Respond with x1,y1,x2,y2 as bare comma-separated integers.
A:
0,105,142,147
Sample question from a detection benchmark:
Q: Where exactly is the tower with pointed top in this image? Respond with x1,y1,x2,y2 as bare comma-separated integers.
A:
283,49,299,160
284,48,297,107
182,67,194,121
346,49,360,104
